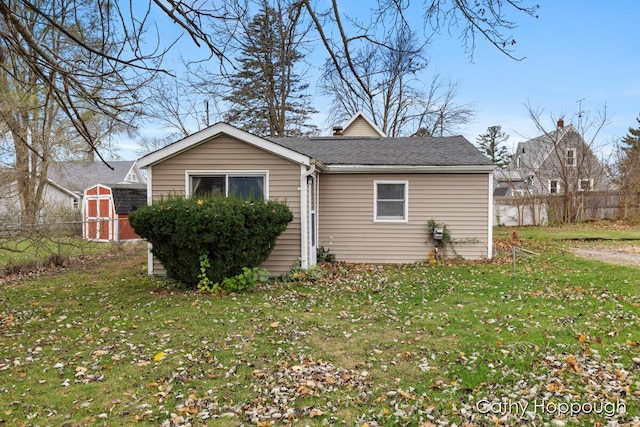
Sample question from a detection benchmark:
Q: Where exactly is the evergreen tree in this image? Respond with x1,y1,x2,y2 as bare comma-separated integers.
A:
621,115,640,151
619,114,640,219
223,4,317,137
476,125,511,167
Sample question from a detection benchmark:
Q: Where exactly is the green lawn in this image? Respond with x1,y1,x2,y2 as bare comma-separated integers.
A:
0,237,126,270
1,226,639,426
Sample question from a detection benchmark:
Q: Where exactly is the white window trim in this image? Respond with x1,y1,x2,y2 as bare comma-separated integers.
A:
373,180,408,223
548,179,559,194
185,170,269,199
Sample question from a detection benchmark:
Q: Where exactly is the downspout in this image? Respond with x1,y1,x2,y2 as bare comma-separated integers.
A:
488,171,494,259
300,162,317,268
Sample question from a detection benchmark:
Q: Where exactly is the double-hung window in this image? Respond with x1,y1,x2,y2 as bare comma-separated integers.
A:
188,172,267,200
566,149,575,166
374,181,408,222
579,179,592,192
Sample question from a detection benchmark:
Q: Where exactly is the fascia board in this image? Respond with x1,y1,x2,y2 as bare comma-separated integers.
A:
138,123,311,168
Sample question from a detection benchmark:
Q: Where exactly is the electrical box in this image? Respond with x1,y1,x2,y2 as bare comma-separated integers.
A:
432,227,444,241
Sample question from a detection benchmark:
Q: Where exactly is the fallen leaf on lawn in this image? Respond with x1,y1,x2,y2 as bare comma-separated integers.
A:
398,389,414,399
566,354,580,374
626,339,637,346
270,321,280,328
154,352,165,362
546,382,560,392
309,408,324,418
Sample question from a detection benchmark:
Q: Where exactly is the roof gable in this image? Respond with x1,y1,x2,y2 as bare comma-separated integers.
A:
342,111,386,137
509,124,594,175
137,122,310,168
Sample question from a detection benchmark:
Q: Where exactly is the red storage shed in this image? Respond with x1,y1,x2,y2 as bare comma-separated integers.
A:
83,183,147,242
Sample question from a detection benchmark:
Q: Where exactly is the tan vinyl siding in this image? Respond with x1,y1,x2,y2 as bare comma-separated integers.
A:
149,135,301,275
342,116,380,137
318,173,490,262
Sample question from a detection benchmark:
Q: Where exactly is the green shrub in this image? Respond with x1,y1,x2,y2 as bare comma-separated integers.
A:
316,246,336,263
197,263,269,293
129,195,293,287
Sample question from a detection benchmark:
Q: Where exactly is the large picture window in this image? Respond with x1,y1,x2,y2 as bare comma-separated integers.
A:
188,172,267,200
374,181,408,222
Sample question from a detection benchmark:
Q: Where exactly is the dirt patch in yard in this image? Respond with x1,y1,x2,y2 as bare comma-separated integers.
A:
569,244,640,267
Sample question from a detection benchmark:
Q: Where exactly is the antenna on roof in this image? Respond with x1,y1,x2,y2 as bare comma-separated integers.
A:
576,98,585,118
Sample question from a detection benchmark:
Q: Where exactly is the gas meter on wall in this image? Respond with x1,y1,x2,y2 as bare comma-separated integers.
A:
432,228,444,241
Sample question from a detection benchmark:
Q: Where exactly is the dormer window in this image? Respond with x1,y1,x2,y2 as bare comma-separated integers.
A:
127,172,139,182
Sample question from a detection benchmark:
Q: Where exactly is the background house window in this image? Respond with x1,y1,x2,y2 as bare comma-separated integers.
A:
190,173,266,200
374,181,407,221
549,180,559,194
566,149,575,166
579,179,593,192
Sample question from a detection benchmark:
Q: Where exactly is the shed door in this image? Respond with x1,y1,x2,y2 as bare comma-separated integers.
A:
84,186,114,241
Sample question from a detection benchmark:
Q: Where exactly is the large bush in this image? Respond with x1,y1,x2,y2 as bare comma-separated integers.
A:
129,195,293,287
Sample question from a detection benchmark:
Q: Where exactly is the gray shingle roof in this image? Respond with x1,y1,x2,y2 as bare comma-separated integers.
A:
48,161,138,194
109,184,147,214
267,136,493,167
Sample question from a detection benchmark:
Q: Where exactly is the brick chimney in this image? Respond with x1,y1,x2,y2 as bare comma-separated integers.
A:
557,118,564,129
332,126,343,136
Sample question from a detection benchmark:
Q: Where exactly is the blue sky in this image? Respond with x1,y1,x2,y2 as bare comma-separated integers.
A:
116,1,639,161
423,1,639,157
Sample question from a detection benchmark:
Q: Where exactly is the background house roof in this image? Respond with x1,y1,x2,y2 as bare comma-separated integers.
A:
510,125,576,173
48,161,142,195
268,136,494,167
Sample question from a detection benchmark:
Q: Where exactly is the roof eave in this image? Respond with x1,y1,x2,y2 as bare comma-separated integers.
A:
324,164,496,173
137,123,311,168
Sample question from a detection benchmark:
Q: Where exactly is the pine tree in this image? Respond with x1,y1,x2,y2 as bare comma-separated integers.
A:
223,5,317,137
619,115,640,219
621,115,640,151
476,125,511,167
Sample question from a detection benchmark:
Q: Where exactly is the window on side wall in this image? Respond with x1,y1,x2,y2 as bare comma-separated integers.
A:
548,179,559,194
189,173,267,200
374,181,408,222
578,179,592,192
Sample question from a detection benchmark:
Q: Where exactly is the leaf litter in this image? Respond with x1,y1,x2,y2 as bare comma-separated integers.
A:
1,243,639,426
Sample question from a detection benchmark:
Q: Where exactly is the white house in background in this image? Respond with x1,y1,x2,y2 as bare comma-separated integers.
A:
46,161,146,210
0,160,145,225
494,120,617,225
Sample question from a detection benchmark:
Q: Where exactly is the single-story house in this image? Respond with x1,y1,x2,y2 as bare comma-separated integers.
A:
83,183,147,242
138,112,496,276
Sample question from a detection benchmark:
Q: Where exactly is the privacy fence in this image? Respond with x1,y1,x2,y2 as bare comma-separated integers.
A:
495,191,620,226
